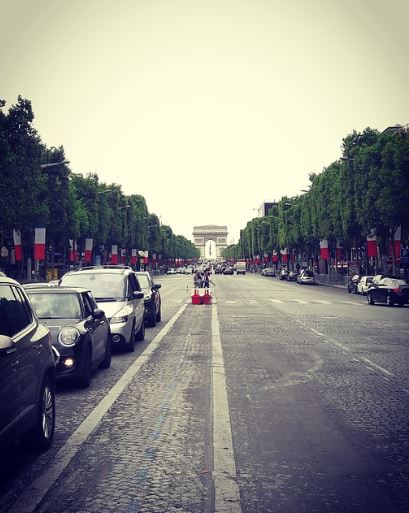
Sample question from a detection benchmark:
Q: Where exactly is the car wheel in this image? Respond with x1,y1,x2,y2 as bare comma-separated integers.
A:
135,318,145,341
125,323,136,352
99,333,112,369
156,305,161,322
20,376,55,452
386,294,394,307
367,293,374,305
148,305,157,327
78,344,93,388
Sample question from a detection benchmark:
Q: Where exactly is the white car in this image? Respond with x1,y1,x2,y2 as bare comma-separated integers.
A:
60,266,145,352
297,270,316,285
357,275,374,295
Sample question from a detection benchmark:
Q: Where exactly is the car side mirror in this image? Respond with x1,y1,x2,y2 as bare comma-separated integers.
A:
133,291,144,300
153,284,161,290
93,308,105,320
0,335,16,355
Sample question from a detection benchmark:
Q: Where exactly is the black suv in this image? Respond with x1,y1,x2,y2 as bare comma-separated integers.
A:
0,277,56,451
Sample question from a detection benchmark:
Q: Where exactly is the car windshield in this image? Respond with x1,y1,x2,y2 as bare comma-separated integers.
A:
137,275,150,288
28,292,81,319
304,271,314,277
61,273,126,300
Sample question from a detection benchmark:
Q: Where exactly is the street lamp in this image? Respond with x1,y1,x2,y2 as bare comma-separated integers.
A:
40,159,70,169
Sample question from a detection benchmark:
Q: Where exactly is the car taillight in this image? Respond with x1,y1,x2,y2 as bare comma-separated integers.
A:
392,288,400,293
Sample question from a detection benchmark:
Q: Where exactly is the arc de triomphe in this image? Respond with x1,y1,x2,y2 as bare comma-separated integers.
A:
193,225,228,258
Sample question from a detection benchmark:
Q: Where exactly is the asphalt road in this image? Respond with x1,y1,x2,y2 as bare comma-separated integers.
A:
1,272,408,513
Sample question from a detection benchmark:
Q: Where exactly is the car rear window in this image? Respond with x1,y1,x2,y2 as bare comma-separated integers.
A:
28,292,81,319
304,271,314,277
61,272,126,300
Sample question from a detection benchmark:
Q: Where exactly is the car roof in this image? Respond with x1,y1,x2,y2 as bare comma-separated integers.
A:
0,276,23,286
25,286,91,294
64,267,131,276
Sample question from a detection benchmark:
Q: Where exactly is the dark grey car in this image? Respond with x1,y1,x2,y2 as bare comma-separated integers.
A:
0,277,56,451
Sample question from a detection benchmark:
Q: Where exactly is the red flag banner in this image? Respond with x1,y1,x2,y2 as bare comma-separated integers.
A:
111,245,118,264
367,232,378,258
13,229,22,261
34,227,46,260
320,239,329,260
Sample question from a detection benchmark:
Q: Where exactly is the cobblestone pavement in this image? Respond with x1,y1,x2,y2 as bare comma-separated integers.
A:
1,273,409,513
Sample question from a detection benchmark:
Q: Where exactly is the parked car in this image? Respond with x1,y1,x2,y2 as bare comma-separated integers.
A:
25,286,111,387
367,277,409,306
297,270,316,285
222,266,234,275
356,276,374,295
167,268,177,275
287,270,299,281
133,271,162,327
279,269,288,280
261,267,276,277
347,274,361,294
59,266,145,352
0,276,56,451
214,266,223,274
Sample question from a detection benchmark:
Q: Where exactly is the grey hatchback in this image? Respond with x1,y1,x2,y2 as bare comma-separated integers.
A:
0,277,56,451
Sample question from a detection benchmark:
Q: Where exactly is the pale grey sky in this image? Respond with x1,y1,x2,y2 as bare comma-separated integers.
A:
2,0,408,242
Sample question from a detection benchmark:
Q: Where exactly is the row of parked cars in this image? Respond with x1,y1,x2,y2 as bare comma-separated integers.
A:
348,273,409,307
0,265,162,453
261,267,317,285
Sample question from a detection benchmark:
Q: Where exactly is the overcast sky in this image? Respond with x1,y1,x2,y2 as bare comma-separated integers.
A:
2,0,408,243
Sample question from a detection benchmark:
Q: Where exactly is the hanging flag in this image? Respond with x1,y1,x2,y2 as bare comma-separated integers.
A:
13,229,22,261
389,226,401,259
281,248,288,263
34,227,46,260
319,239,329,260
131,249,137,265
84,238,93,263
111,245,118,264
272,250,278,263
121,248,126,264
336,240,343,260
367,231,377,258
144,250,149,264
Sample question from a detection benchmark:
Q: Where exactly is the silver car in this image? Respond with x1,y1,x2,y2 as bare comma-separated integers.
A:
60,266,145,352
357,275,374,295
297,270,316,285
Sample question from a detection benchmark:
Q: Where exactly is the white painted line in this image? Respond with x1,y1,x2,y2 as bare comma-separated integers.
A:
249,300,258,304
12,303,188,513
225,300,236,304
340,300,364,306
292,299,308,305
212,303,242,513
360,357,393,377
310,327,326,337
269,298,282,303
314,300,332,305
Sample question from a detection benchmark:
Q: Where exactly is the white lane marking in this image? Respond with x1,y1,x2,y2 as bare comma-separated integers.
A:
12,303,188,513
225,300,236,304
292,299,308,305
313,300,332,305
269,298,282,303
304,324,395,379
340,300,364,306
360,357,393,376
212,303,242,513
249,300,258,304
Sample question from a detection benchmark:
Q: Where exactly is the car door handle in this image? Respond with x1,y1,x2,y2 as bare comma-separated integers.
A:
11,359,19,369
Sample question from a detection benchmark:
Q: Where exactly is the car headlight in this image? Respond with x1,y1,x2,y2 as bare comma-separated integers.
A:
110,306,130,324
59,327,80,347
